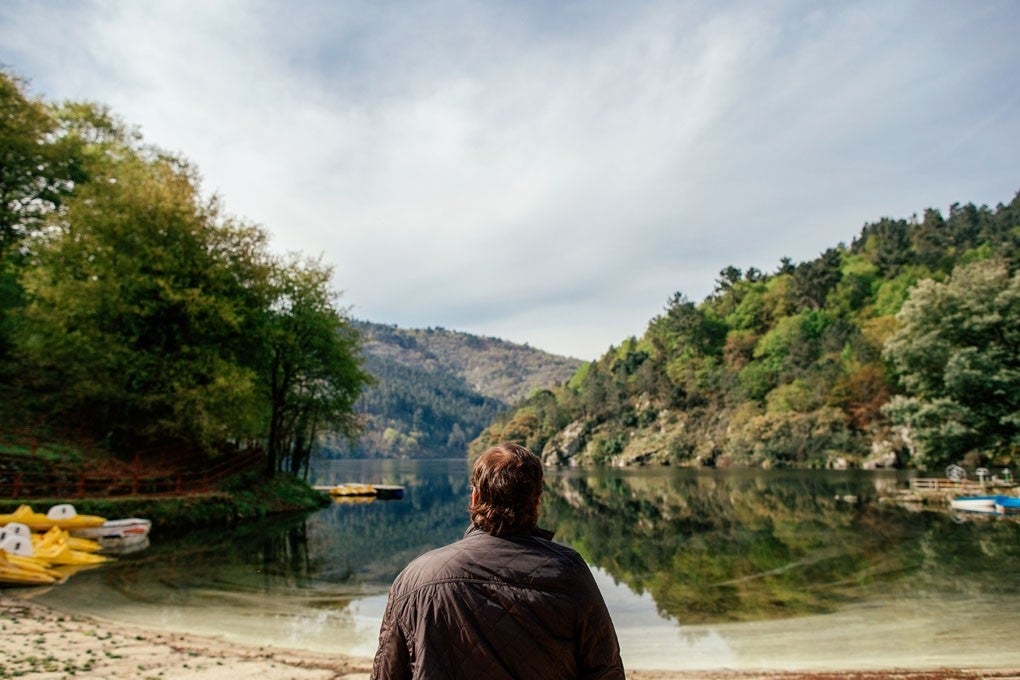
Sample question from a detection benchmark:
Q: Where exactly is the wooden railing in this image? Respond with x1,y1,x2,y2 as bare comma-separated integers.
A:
0,449,264,499
909,478,1014,493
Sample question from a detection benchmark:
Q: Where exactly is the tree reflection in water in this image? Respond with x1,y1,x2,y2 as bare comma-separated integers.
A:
540,468,1020,624
25,461,1020,667
37,462,1020,640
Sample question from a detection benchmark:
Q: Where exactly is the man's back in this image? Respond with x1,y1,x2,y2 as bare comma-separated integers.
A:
371,526,624,680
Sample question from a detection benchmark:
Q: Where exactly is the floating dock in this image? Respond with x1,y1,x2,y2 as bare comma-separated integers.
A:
882,478,1017,510
313,483,405,500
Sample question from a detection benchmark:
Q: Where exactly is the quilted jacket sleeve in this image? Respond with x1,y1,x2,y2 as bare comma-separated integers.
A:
371,590,412,680
574,563,626,680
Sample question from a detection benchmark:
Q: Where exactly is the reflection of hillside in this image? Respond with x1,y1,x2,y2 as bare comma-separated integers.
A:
305,470,471,588
541,470,1008,624
99,464,1020,634
94,466,475,607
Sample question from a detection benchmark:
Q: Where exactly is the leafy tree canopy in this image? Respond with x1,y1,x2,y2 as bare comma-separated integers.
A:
0,70,370,475
883,259,1020,468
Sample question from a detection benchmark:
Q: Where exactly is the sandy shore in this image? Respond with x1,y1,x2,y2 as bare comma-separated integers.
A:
3,594,1019,680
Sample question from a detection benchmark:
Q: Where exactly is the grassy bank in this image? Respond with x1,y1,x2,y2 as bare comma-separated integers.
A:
0,471,331,532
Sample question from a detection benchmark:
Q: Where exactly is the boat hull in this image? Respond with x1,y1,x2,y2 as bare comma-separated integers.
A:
949,496,1000,513
995,498,1020,515
69,518,151,546
950,495,1020,515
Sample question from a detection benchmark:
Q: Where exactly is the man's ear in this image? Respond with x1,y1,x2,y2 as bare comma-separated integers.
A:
470,487,478,508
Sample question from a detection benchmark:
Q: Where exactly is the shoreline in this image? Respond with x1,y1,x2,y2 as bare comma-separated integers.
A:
3,594,1019,680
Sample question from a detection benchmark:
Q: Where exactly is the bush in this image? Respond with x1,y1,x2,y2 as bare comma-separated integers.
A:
0,472,329,532
724,407,865,468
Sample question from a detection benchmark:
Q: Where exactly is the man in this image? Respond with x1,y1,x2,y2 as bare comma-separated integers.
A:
371,442,625,680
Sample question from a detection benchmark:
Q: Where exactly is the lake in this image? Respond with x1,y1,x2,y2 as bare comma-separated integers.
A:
23,459,1020,672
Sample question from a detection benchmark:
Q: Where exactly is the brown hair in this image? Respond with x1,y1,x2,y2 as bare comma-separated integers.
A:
470,443,543,536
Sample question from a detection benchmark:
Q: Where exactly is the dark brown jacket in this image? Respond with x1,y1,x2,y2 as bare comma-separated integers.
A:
371,525,625,680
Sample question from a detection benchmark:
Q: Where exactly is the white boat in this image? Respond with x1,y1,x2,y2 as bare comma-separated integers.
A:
69,518,151,546
949,496,1000,513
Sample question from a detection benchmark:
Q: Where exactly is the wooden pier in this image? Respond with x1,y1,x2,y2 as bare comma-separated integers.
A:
887,478,1017,507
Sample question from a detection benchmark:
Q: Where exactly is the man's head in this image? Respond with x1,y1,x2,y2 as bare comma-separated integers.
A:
470,442,543,536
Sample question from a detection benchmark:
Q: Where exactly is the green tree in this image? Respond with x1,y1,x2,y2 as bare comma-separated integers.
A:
11,99,371,469
911,208,949,268
263,257,371,477
0,72,85,260
648,292,725,361
0,72,85,366
13,141,266,453
882,259,1020,468
0,69,373,476
790,248,843,310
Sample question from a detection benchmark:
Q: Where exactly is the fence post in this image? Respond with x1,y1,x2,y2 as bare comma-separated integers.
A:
13,472,22,498
78,473,86,498
132,452,140,495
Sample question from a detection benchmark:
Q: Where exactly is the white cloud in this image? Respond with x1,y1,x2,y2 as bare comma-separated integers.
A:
2,0,1019,359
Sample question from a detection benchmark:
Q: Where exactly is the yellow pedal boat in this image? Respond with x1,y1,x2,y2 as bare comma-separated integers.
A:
0,552,58,585
0,504,106,531
0,522,100,554
1,531,110,567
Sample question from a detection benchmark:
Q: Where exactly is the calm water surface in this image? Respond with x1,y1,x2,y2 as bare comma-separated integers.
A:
22,460,1020,671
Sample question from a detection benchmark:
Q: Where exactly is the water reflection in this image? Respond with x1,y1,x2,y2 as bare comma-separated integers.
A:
21,461,1020,669
542,467,1020,625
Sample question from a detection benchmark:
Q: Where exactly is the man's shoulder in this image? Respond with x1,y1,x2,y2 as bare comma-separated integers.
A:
391,530,587,594
392,536,479,587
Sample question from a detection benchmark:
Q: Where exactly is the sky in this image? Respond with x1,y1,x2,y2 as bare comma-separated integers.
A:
1,1,1019,360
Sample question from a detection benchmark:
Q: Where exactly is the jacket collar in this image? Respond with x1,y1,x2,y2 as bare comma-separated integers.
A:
464,524,555,540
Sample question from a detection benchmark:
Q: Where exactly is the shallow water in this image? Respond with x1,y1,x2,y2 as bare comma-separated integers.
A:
21,460,1020,672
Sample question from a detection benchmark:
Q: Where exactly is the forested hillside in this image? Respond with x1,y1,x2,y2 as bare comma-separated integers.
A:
332,322,582,458
473,193,1020,471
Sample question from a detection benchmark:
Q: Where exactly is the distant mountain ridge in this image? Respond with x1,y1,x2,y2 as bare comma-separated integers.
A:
329,321,583,458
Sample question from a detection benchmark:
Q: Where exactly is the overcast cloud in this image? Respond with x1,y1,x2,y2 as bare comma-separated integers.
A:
2,1,1018,359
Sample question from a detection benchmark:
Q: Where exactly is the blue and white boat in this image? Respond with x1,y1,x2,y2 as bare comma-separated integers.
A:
950,495,1020,515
